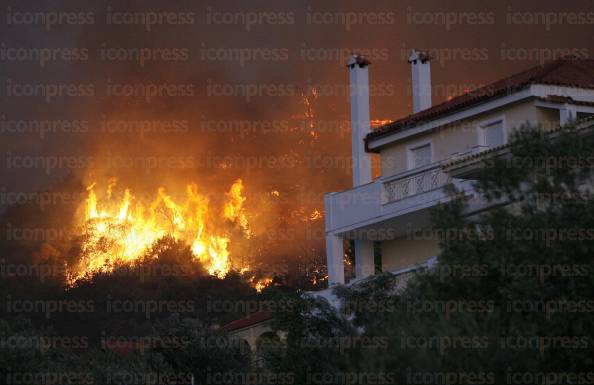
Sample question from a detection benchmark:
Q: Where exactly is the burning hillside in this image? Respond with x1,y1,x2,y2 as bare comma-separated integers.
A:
68,178,268,288
0,84,337,292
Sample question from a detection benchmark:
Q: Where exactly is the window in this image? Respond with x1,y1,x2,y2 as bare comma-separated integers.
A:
480,119,505,148
409,143,432,169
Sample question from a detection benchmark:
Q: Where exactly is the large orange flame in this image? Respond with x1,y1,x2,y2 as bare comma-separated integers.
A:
69,179,264,286
223,179,251,238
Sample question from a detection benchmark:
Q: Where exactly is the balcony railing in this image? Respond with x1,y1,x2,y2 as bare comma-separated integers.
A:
325,162,471,233
382,165,451,204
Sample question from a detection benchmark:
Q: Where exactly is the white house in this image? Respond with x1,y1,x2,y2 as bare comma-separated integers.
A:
325,52,594,285
220,54,594,359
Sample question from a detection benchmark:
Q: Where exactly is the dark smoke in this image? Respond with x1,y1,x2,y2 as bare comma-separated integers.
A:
1,0,592,275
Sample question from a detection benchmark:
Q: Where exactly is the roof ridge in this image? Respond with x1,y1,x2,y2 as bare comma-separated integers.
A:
368,57,594,143
530,57,572,80
422,57,590,113
379,62,550,128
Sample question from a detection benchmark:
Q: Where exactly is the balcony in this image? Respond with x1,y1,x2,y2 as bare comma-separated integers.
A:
324,163,475,237
383,166,451,204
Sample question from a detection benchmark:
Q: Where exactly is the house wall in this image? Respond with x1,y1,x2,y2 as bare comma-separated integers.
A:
381,236,439,272
380,100,559,178
372,99,564,277
536,107,561,131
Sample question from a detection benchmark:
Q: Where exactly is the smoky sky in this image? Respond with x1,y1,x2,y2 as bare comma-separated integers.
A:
0,0,592,248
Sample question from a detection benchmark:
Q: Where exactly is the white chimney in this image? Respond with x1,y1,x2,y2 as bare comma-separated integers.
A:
409,50,432,113
347,54,372,187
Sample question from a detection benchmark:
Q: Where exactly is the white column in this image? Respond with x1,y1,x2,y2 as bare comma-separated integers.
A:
326,234,344,285
355,240,374,279
409,50,432,113
560,104,577,126
347,55,372,187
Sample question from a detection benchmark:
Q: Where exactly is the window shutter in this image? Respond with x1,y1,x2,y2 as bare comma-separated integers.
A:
412,144,431,168
483,121,504,147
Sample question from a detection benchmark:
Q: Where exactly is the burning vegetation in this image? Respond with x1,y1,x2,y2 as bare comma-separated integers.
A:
69,178,271,290
1,86,341,293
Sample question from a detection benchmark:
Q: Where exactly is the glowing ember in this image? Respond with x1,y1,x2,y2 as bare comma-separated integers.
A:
370,119,393,128
69,179,262,285
301,88,319,141
309,209,323,221
254,277,273,293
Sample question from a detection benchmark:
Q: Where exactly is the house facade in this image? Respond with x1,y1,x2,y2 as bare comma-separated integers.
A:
325,53,594,285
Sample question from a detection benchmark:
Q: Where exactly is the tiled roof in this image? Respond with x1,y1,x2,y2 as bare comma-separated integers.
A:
367,57,594,143
219,311,272,332
441,143,509,169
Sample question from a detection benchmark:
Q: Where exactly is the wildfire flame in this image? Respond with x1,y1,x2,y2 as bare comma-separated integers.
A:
309,209,322,221
69,179,267,288
254,277,273,292
223,179,251,238
301,88,319,141
370,119,393,128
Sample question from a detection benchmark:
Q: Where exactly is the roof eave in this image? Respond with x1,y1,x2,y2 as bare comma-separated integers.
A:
366,87,535,152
